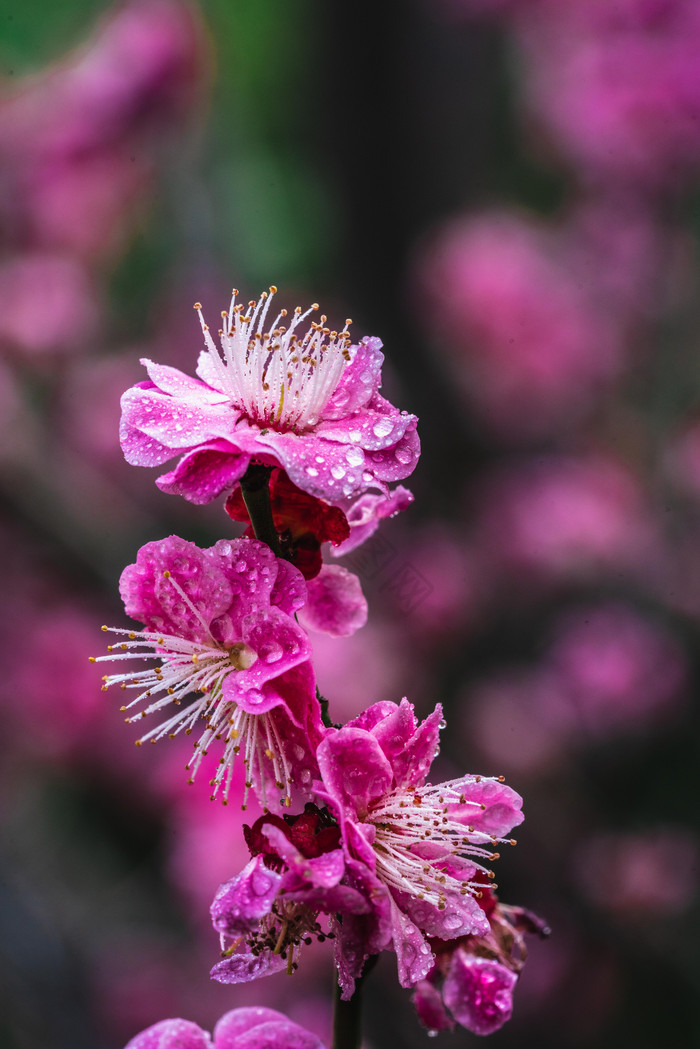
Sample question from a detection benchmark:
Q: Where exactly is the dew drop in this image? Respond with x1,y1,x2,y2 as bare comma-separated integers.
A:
373,418,394,438
261,641,284,663
443,913,462,932
306,466,319,477
331,464,346,480
346,447,364,467
244,688,264,706
349,430,362,443
395,446,413,465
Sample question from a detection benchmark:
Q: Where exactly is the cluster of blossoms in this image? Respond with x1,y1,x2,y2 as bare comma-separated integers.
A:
98,288,543,1046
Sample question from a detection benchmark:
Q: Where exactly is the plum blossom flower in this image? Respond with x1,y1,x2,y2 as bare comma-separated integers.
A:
412,881,550,1035
125,1007,327,1049
119,288,419,505
314,700,524,998
210,804,370,984
94,535,320,809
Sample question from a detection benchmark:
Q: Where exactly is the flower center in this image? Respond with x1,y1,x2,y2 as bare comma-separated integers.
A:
368,782,513,910
195,287,353,432
92,571,296,808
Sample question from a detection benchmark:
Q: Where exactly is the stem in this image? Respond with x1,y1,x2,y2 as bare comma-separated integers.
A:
332,974,364,1049
332,956,377,1049
239,464,281,556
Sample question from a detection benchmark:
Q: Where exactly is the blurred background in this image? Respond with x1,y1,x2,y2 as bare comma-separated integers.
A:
1,0,699,1046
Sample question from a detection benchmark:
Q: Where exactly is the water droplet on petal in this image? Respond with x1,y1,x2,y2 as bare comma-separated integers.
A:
346,447,364,467
395,446,413,464
306,466,319,477
331,464,346,480
373,418,394,438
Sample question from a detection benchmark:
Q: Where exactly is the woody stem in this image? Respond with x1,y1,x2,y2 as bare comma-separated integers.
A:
332,975,364,1049
239,464,281,556
332,955,377,1049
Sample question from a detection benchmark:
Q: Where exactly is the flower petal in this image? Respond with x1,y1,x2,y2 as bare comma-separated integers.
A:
442,952,517,1036
210,857,282,937
297,565,368,638
125,1019,212,1049
317,728,393,819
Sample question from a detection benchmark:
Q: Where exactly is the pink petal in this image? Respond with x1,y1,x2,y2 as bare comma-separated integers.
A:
452,778,525,840
393,888,488,941
390,901,435,987
297,565,368,637
317,728,393,818
334,486,414,555
219,1017,325,1049
119,412,178,466
362,426,420,483
141,359,227,402
324,337,384,418
210,949,287,985
210,857,282,937
156,443,250,503
125,1019,212,1049
442,952,517,1036
412,980,455,1033
119,535,232,640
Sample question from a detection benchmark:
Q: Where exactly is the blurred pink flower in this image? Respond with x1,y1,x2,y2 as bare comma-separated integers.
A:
0,253,99,357
575,828,698,915
517,0,700,187
309,618,421,727
2,593,104,761
548,603,687,735
469,668,576,777
473,455,655,587
0,0,205,260
469,603,686,775
416,211,627,439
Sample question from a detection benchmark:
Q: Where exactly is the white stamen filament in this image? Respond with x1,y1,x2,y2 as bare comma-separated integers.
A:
92,573,293,807
195,287,353,433
368,780,513,909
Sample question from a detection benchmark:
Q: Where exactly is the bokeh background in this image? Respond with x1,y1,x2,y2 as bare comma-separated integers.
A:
1,1,699,1046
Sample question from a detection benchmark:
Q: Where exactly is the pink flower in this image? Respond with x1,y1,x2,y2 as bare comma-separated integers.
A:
416,211,625,439
518,0,700,187
314,700,524,997
120,288,419,505
210,804,370,985
413,881,549,1035
0,0,205,261
548,603,687,735
94,535,320,809
575,827,698,916
0,253,98,358
474,455,653,585
126,1007,327,1049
